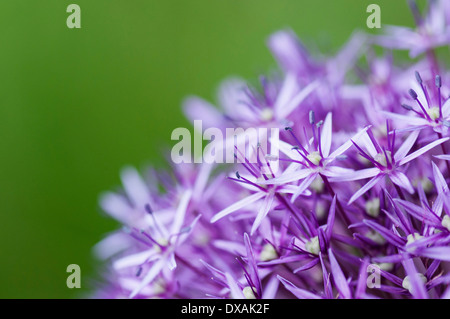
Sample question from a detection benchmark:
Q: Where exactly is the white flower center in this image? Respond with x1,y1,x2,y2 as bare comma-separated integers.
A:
305,236,320,255
402,274,427,293
260,108,274,121
366,230,386,245
427,106,440,120
153,237,169,253
376,262,393,272
442,215,450,232
374,151,392,167
242,286,257,299
307,151,322,166
406,233,423,245
260,243,277,261
315,201,327,219
365,198,380,218
310,176,324,193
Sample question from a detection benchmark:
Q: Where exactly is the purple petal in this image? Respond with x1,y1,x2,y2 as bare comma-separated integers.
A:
277,276,321,299
398,137,450,166
389,171,415,194
293,258,320,273
211,192,265,223
402,258,428,299
251,192,275,235
320,112,333,157
328,248,351,299
393,130,420,162
348,174,384,205
363,219,406,248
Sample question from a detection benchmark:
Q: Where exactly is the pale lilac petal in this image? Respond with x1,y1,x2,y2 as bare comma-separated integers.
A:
328,248,351,299
218,77,254,119
277,185,311,196
267,29,310,74
329,167,380,182
435,154,450,161
113,249,157,270
321,166,355,178
251,192,275,235
278,81,319,119
291,172,318,203
326,196,337,240
276,140,301,160
416,246,450,261
394,199,441,224
99,192,135,224
244,233,261,294
277,276,321,299
261,275,280,299
293,258,320,273
213,240,246,256
320,113,333,157
402,258,428,299
432,162,449,193
170,190,192,235
394,130,420,162
121,166,151,209
226,273,245,299
382,111,429,127
260,168,312,185
327,126,371,161
182,96,224,128
210,192,265,223
389,171,415,194
130,258,165,298
348,174,384,205
363,220,405,247
398,137,450,166
442,98,450,118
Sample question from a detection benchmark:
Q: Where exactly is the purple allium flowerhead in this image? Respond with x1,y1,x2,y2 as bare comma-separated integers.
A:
93,2,450,299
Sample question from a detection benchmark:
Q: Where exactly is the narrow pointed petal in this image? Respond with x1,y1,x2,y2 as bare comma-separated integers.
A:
321,113,333,157
277,276,321,299
382,111,429,126
170,190,192,234
398,137,450,166
416,246,450,261
326,196,337,241
432,162,449,193
394,199,441,224
121,167,151,209
327,126,371,161
329,167,380,182
244,233,261,294
434,154,450,161
328,248,351,299
402,258,428,299
348,174,384,205
394,130,420,162
251,192,275,235
278,81,319,119
390,171,415,194
363,219,406,248
293,258,320,273
291,172,318,203
211,192,265,223
260,168,312,185
225,273,245,299
130,258,165,298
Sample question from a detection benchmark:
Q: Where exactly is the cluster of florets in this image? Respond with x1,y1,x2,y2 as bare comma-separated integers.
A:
93,1,450,299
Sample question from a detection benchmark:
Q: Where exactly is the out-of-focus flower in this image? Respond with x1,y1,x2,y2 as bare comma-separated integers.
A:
93,1,450,300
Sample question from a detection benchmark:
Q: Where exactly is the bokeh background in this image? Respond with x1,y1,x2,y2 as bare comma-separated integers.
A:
0,0,416,298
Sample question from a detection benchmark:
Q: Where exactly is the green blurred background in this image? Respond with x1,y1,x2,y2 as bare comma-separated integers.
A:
0,0,414,298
